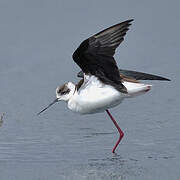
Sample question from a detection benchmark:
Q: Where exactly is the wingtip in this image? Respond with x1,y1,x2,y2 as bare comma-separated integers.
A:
126,19,134,23
159,76,171,81
165,78,171,81
128,19,134,22
124,19,134,26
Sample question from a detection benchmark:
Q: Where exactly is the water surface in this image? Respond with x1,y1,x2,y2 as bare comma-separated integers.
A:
0,0,180,179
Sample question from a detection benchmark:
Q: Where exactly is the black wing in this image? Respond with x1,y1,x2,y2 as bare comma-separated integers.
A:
77,69,170,81
119,69,170,81
72,19,134,93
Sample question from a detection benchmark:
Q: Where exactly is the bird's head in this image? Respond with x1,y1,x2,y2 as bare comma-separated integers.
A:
56,82,76,102
37,82,76,115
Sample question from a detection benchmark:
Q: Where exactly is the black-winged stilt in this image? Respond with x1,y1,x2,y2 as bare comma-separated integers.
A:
38,19,170,153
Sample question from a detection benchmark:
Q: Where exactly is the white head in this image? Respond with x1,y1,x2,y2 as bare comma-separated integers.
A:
37,82,76,115
56,82,76,102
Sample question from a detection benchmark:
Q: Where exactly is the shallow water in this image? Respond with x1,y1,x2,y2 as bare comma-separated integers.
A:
0,0,180,179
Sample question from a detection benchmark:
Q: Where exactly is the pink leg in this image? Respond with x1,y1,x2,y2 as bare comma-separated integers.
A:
106,109,124,153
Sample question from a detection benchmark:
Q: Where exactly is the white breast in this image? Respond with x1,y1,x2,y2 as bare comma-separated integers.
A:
68,76,123,114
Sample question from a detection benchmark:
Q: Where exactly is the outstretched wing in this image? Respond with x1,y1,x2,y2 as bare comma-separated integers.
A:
72,19,133,93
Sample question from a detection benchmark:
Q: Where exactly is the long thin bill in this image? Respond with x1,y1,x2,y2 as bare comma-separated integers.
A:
37,98,58,115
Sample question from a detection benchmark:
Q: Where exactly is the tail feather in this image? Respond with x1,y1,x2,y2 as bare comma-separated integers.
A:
123,81,152,97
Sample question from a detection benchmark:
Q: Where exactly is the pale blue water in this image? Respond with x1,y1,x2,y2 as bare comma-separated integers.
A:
0,0,180,179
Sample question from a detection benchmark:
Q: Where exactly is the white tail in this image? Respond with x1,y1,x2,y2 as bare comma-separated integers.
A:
123,81,152,97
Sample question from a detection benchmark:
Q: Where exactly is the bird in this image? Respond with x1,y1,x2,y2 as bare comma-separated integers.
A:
37,19,170,153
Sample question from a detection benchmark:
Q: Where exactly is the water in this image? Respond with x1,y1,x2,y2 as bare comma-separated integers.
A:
0,0,180,179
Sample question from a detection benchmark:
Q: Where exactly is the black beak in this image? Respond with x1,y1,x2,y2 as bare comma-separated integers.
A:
37,98,58,115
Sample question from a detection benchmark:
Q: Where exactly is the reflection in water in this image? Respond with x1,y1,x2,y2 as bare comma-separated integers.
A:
75,155,144,180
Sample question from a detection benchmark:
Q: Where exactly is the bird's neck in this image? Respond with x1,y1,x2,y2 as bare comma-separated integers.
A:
67,89,80,113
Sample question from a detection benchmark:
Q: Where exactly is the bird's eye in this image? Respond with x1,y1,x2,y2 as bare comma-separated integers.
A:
61,89,70,95
61,91,66,95
57,89,61,94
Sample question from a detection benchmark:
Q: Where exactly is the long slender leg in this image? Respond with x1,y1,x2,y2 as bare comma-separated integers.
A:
106,109,124,153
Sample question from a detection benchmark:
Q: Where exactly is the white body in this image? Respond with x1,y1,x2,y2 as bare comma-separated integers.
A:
68,75,151,114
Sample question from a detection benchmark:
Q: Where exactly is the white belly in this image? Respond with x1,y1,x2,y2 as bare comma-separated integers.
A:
68,84,124,114
67,75,151,114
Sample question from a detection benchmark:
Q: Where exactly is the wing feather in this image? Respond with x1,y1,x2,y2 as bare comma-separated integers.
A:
72,19,134,93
